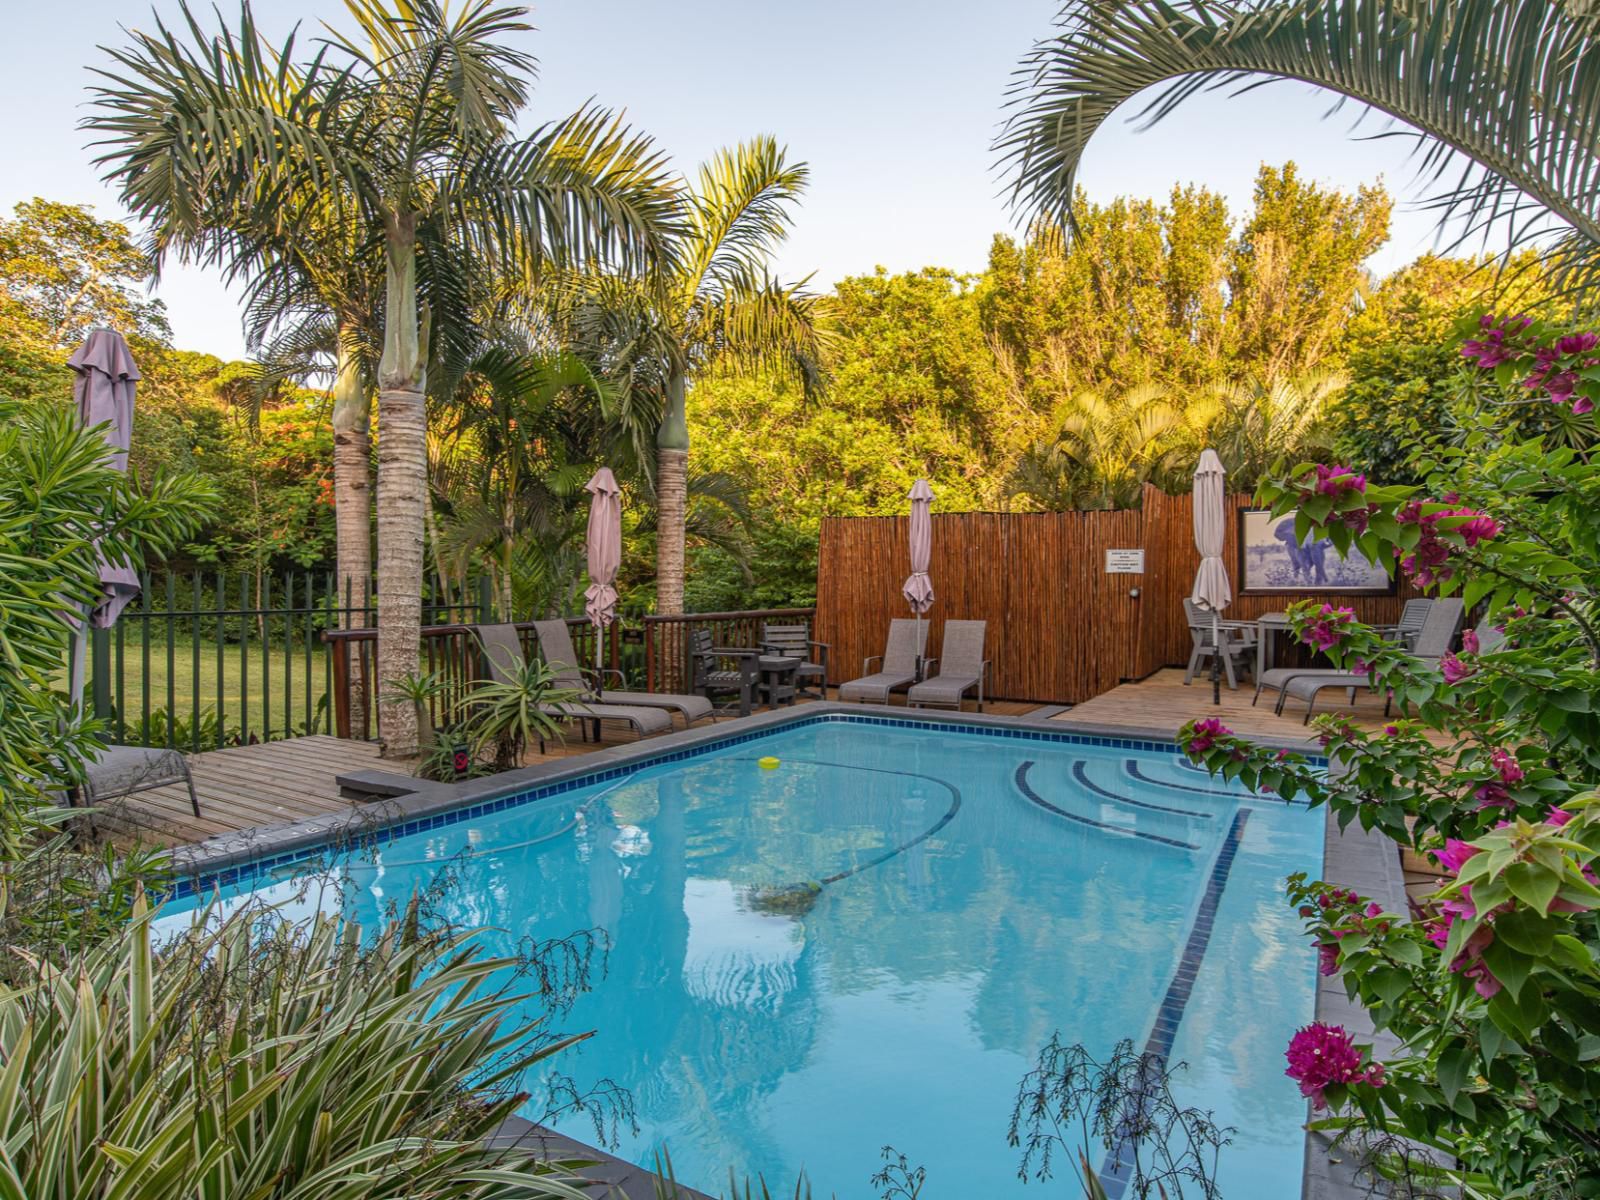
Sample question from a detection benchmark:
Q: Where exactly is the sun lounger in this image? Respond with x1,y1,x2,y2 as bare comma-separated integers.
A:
1257,599,1466,723
474,624,671,740
839,618,927,704
83,744,200,817
1253,598,1464,716
532,620,713,727
907,619,989,711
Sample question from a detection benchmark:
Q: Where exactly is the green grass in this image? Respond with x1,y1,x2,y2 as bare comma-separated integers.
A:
93,633,336,747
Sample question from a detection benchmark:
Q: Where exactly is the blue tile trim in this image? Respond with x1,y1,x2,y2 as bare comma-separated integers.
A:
167,711,1312,901
1013,761,1199,851
1122,760,1310,807
1069,761,1215,820
1099,807,1252,1198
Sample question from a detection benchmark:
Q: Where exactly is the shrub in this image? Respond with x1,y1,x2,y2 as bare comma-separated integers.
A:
1180,334,1600,1194
0,889,592,1199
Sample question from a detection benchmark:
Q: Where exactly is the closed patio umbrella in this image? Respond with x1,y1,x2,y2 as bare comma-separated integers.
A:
902,479,935,678
1190,448,1233,705
65,328,142,711
583,467,622,681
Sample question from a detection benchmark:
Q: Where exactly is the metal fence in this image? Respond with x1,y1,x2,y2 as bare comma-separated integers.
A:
85,572,488,753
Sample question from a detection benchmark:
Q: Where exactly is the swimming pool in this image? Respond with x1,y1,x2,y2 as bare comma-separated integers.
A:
165,713,1323,1198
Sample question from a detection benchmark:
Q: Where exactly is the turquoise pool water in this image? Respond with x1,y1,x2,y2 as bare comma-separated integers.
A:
165,716,1323,1198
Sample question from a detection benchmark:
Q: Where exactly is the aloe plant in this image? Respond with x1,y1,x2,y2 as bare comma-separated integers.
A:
0,889,594,1199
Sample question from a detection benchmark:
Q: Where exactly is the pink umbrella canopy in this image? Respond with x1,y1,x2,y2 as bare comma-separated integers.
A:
902,478,936,615
584,467,622,632
1189,449,1232,611
67,329,141,628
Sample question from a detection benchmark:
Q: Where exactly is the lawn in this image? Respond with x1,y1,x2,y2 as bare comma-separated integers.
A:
90,632,336,748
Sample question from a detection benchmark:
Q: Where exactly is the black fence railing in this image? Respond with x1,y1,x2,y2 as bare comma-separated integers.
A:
85,572,489,753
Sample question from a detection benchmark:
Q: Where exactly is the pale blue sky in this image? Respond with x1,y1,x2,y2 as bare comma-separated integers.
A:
2,0,1470,361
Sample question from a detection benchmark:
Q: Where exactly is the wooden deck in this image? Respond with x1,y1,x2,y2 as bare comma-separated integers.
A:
104,692,1047,849
95,734,384,848
1056,667,1405,744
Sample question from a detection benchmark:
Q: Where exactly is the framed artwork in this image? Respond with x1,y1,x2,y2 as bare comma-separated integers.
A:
1237,508,1394,596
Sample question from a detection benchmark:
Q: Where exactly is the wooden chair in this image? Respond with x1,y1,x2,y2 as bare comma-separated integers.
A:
689,628,760,716
760,621,830,700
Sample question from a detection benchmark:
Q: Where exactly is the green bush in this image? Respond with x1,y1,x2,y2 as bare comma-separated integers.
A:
0,890,592,1199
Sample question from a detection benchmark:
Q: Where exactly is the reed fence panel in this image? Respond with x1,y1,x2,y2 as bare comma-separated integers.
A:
817,486,1416,704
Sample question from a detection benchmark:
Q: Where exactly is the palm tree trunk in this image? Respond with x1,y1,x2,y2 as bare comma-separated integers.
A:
655,369,689,615
331,337,372,623
375,217,429,758
331,336,373,737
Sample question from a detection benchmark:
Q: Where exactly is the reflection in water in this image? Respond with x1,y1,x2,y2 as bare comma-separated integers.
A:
160,723,1321,1200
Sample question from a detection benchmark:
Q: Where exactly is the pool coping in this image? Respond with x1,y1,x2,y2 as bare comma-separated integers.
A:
169,702,1328,883
162,702,1395,1200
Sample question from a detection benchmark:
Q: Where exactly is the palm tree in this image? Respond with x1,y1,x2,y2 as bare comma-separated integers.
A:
588,137,828,614
88,0,680,756
1204,370,1346,488
1007,383,1205,509
996,0,1600,298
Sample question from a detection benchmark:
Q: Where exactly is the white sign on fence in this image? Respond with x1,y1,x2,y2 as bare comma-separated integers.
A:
1104,549,1145,574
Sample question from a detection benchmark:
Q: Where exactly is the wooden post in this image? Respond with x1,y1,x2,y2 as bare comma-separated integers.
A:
329,634,352,739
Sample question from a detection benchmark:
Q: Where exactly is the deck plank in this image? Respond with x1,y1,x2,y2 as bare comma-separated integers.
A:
103,696,1048,850
1058,668,1415,744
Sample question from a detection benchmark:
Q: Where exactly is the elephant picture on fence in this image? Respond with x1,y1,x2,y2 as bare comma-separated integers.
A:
1238,509,1393,595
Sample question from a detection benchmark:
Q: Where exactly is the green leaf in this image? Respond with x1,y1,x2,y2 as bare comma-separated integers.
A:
1480,938,1532,1001
1503,862,1560,916
1493,908,1556,956
1436,1042,1473,1106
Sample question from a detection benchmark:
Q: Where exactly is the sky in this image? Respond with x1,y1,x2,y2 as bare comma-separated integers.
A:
0,0,1473,362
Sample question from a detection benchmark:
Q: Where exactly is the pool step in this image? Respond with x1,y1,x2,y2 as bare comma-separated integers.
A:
1028,704,1073,719
336,768,421,802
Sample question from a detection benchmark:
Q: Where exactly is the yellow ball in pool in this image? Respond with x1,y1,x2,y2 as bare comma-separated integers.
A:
758,756,781,770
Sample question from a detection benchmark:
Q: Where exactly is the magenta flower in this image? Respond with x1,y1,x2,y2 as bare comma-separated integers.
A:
1548,806,1576,827
1284,1023,1386,1110
1491,748,1524,785
1460,628,1480,655
1318,942,1340,976
1187,717,1231,755
1431,839,1481,874
1441,653,1472,684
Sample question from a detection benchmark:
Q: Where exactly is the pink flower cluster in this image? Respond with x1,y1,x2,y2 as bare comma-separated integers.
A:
1285,1023,1386,1110
1313,464,1367,499
1303,604,1357,653
1460,313,1534,369
1473,748,1525,811
1426,812,1595,999
1301,889,1389,978
1394,499,1503,588
1186,717,1231,755
1461,314,1598,416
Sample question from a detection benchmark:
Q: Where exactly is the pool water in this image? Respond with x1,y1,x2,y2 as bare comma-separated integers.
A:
166,717,1323,1198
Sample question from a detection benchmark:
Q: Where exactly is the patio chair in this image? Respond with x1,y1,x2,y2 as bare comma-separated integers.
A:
1370,598,1433,649
689,628,760,715
532,620,713,728
1257,598,1466,723
760,621,830,701
1182,598,1257,690
838,619,928,704
83,744,200,818
474,624,671,742
907,619,990,711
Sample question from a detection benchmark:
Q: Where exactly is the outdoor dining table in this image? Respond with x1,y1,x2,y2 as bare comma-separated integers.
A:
757,654,802,710
1255,611,1291,677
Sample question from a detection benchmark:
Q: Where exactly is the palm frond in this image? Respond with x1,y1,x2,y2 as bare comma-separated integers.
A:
997,0,1600,299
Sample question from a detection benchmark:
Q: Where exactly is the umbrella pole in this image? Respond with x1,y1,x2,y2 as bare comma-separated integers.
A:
1211,611,1222,706
595,624,603,697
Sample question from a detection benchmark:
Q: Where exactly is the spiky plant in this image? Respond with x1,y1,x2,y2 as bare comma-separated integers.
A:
0,888,594,1199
